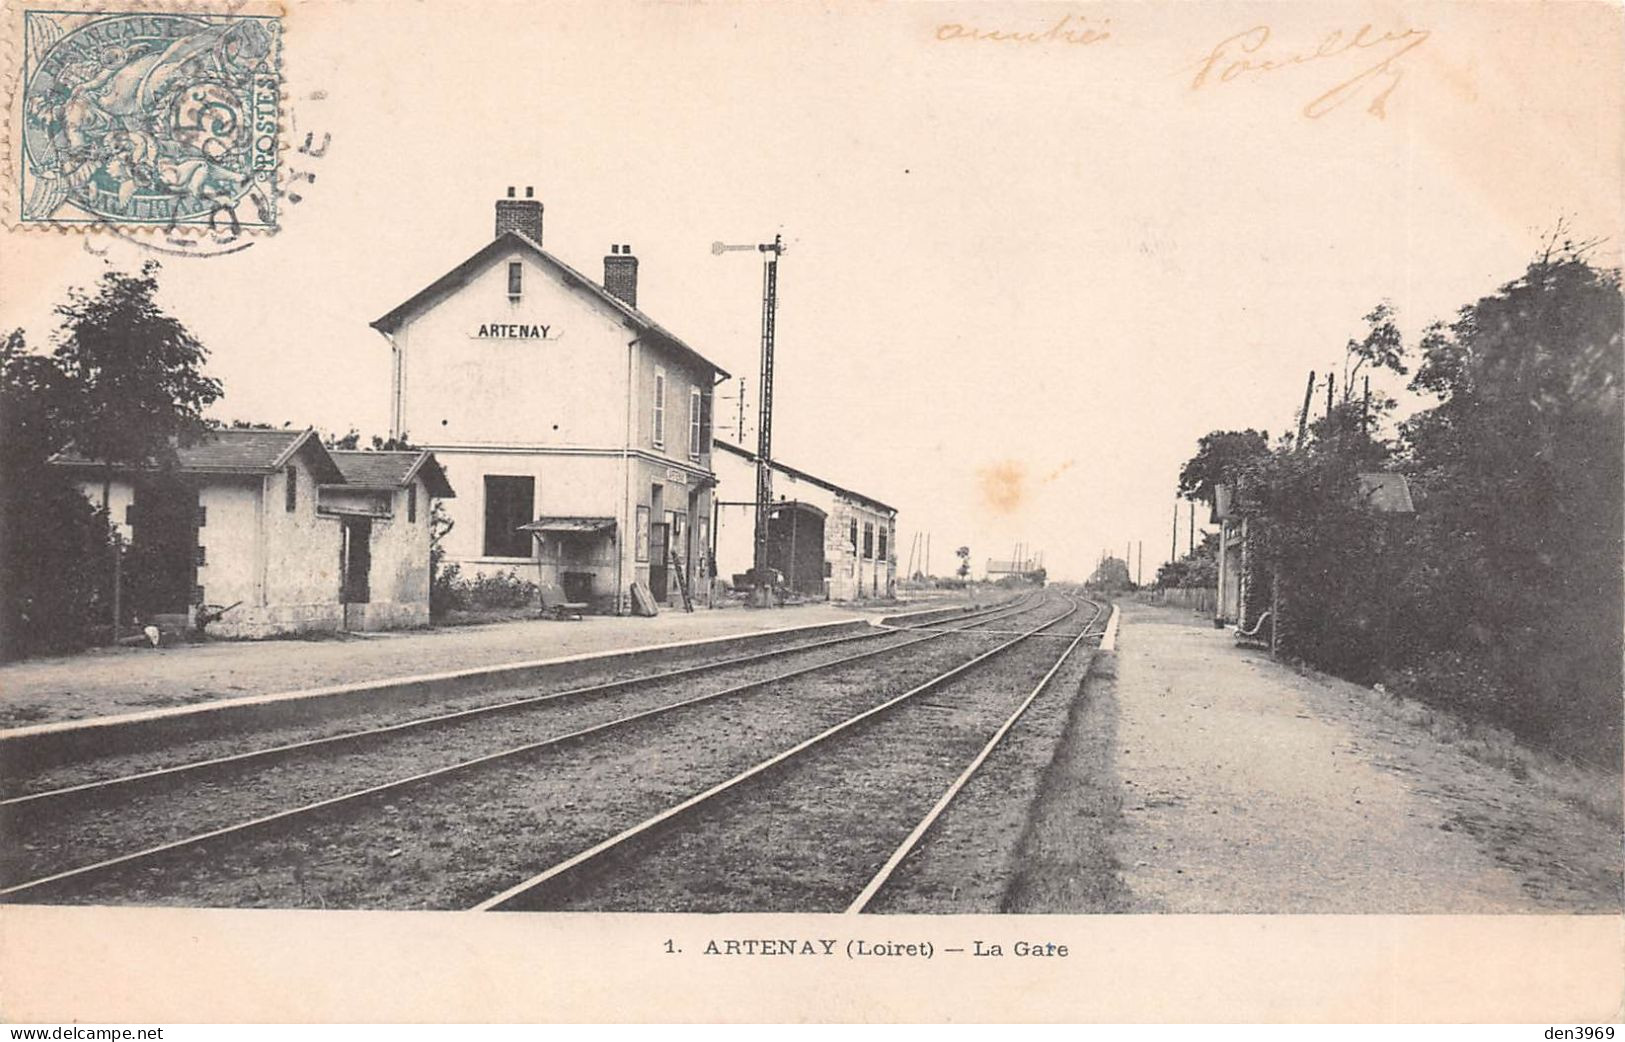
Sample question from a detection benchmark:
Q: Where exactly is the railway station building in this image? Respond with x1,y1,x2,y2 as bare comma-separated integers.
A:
712,440,897,601
370,188,730,614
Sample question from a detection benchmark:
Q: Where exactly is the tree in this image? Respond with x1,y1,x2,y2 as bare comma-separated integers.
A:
1090,556,1131,588
50,262,222,639
955,545,970,579
1341,300,1407,403
1395,244,1622,760
1156,530,1219,589
1177,429,1271,506
53,262,223,470
0,331,114,657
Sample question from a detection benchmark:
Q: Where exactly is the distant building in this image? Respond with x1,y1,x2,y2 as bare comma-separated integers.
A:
52,429,453,637
712,440,897,601
985,558,1038,582
370,187,730,614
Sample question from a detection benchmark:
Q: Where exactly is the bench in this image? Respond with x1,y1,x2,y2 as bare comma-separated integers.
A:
538,582,589,621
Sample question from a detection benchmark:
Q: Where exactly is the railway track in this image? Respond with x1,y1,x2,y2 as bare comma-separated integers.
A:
1,591,1068,904
472,592,1108,913
2,593,1033,808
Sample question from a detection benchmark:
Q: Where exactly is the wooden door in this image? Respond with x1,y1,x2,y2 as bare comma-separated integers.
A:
649,521,669,601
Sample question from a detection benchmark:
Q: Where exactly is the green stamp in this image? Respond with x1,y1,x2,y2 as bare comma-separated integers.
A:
19,9,281,229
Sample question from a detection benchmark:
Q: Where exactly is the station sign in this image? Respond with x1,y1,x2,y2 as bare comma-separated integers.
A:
474,323,557,339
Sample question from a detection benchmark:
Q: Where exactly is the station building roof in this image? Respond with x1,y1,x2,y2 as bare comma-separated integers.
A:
369,230,730,383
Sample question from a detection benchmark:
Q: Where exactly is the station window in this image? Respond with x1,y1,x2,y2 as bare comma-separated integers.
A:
688,388,702,460
863,522,874,560
653,369,666,448
285,465,297,512
408,483,418,524
483,475,534,558
849,518,859,554
878,526,888,563
507,261,523,299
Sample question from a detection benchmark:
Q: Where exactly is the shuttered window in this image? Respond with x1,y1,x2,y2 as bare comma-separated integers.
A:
688,388,702,459
285,465,297,512
507,262,523,298
653,369,666,448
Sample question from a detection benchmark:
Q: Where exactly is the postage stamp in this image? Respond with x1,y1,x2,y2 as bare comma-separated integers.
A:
16,8,282,230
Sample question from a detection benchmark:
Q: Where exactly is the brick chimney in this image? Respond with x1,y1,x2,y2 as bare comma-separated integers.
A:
495,185,543,244
603,243,638,308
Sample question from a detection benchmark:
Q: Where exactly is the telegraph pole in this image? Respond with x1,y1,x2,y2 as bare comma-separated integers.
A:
714,234,785,605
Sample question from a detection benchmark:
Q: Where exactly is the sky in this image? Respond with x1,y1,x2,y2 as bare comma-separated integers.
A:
4,0,1621,583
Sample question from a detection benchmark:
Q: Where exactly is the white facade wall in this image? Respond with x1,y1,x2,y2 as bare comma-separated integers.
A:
392,251,632,447
195,480,261,616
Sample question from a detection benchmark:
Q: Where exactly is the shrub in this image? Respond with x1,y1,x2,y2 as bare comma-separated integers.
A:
433,566,537,616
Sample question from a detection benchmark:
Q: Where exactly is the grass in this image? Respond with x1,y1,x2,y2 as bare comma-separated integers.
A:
1000,651,1134,913
1291,662,1624,830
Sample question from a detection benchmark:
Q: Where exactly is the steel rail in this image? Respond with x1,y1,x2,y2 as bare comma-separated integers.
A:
2,593,1041,814
846,596,1108,913
0,591,1059,901
470,591,1081,912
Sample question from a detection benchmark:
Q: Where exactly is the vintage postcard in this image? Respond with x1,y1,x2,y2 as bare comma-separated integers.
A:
0,0,1621,1024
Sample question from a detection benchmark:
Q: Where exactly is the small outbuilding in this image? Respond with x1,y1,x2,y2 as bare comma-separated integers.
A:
53,429,454,638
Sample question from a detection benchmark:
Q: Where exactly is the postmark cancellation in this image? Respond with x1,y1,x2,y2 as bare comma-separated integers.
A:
11,5,282,232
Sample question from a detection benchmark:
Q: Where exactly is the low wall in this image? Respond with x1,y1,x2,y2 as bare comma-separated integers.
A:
1143,586,1217,614
209,602,344,639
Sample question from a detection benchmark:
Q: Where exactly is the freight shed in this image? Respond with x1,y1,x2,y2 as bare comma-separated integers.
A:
711,440,896,601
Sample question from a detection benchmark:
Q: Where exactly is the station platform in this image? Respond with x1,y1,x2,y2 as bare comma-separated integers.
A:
1096,600,1620,913
0,600,948,730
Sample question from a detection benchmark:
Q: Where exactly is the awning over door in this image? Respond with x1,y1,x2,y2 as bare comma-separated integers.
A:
519,516,618,534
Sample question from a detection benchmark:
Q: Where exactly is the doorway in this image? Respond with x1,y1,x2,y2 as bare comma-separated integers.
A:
649,521,669,602
127,477,198,619
340,516,372,630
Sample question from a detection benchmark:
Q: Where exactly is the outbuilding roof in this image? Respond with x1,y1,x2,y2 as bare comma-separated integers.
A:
329,450,456,498
370,231,730,382
716,440,896,515
51,428,344,483
1357,472,1415,514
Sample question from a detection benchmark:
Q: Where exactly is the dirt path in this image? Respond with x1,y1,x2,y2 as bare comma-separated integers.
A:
1019,602,1621,914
